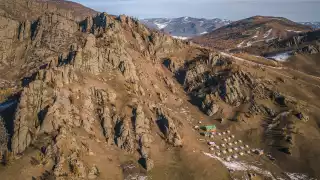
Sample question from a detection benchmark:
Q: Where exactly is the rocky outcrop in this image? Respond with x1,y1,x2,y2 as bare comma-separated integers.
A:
202,95,220,116
92,88,116,144
114,116,135,153
134,105,154,170
264,111,296,155
6,9,188,160
219,71,255,105
156,108,183,147
0,116,8,158
0,16,20,67
11,80,54,154
260,30,320,55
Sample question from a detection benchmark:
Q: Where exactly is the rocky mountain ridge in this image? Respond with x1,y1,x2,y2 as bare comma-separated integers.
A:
300,22,320,30
0,1,320,180
0,0,98,21
193,16,313,50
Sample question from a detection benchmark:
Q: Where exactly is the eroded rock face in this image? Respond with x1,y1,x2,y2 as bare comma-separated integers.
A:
0,116,8,157
11,80,54,154
202,96,220,116
156,108,183,147
114,116,135,153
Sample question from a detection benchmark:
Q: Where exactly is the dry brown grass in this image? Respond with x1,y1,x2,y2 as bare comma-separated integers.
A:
234,53,280,67
0,88,14,102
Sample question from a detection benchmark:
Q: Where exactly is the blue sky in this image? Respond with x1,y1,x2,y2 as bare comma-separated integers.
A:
73,0,320,22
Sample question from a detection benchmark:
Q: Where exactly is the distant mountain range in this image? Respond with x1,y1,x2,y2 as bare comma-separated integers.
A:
300,22,320,30
141,17,319,41
140,17,231,39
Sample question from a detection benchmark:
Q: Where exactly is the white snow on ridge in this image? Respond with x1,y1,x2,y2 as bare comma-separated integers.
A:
252,30,259,38
172,36,189,40
241,39,265,48
237,41,245,48
285,172,316,180
200,31,208,35
246,41,253,47
264,29,273,38
286,29,302,33
266,37,277,43
154,22,169,29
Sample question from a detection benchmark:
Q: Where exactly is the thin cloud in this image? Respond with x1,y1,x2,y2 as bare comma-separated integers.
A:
73,0,320,21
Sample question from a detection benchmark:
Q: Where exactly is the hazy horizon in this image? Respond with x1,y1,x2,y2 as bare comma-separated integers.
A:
72,0,320,22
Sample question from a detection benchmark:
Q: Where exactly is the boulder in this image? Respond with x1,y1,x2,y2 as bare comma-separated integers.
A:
88,166,99,179
207,103,220,116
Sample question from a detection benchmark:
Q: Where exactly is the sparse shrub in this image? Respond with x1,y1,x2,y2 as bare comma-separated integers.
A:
0,117,8,154
0,88,14,102
0,117,8,165
30,151,46,166
276,76,285,83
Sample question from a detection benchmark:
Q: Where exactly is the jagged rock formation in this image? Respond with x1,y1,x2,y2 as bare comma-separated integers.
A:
0,4,191,177
268,30,320,54
173,51,271,117
156,108,183,147
264,110,297,155
1,1,320,180
0,116,7,157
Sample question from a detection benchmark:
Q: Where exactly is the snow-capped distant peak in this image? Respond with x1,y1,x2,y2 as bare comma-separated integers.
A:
141,16,231,38
154,22,169,29
172,36,189,40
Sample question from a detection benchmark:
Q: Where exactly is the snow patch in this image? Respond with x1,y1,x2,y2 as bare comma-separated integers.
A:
183,16,191,23
204,152,315,180
154,22,169,29
203,152,275,178
237,41,245,48
266,37,277,43
252,30,259,38
200,31,208,35
263,29,273,38
286,29,302,33
266,51,292,62
244,39,265,47
285,172,316,180
172,36,189,40
246,41,253,47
